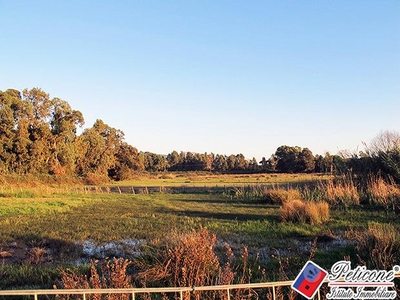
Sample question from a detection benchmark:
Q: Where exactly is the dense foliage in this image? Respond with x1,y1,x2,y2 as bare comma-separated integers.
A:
1,88,398,181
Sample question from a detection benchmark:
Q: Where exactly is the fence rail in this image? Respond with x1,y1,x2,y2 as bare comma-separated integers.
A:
0,279,337,300
1,275,399,300
0,280,304,300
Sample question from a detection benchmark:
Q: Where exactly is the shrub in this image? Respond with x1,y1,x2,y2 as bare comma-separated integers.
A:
280,199,306,223
280,199,330,225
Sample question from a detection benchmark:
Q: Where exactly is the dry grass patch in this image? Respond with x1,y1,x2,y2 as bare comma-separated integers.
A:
56,258,132,300
346,222,400,270
321,178,360,207
280,199,330,225
135,228,240,300
263,187,302,205
367,175,400,210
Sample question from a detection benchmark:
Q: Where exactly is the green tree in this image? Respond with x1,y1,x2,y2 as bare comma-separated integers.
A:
297,148,315,172
0,90,19,173
167,150,181,170
110,142,144,180
21,88,54,173
143,152,168,172
48,98,84,175
249,157,259,172
76,119,124,177
275,145,302,173
212,154,228,171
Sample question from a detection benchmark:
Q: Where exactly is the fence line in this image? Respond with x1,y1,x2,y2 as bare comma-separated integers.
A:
1,274,399,299
0,279,337,300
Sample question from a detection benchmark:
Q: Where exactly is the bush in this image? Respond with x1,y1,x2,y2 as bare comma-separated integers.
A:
280,199,330,225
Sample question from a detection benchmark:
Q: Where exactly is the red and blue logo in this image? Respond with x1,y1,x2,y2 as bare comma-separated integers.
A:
291,261,328,299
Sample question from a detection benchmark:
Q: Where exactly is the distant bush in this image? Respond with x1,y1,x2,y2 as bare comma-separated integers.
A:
280,199,330,225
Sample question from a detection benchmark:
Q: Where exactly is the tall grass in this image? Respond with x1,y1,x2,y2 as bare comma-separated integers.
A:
347,222,400,270
319,177,360,208
280,199,330,225
263,187,302,205
230,184,302,205
367,175,400,213
136,228,231,300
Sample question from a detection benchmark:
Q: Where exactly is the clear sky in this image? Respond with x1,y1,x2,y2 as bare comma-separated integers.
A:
1,0,399,160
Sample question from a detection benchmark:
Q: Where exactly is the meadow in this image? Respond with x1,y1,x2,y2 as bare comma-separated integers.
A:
0,173,399,296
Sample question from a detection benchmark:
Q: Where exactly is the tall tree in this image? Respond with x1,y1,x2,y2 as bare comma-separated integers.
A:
110,142,144,180
364,130,400,180
167,150,181,170
76,119,124,176
275,145,302,173
297,148,315,172
0,90,20,173
48,98,84,175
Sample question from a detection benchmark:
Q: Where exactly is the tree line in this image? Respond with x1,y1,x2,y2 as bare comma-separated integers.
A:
1,88,398,182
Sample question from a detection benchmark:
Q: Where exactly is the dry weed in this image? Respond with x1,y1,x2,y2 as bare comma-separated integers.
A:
346,222,400,270
56,258,132,300
135,228,243,300
263,187,302,205
280,199,329,225
367,175,400,212
322,178,360,208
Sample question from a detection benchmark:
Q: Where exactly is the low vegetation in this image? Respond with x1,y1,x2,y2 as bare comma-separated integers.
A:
346,222,400,270
280,199,330,225
56,258,132,300
0,172,398,298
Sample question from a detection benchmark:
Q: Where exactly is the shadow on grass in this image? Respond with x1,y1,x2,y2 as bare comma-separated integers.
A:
173,198,276,207
0,235,84,291
166,209,280,223
0,235,82,266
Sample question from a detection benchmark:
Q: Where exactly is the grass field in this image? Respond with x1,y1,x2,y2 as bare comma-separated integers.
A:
108,172,332,187
0,173,399,291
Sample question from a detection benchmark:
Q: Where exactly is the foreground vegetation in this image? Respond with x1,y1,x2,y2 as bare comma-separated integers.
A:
0,173,399,299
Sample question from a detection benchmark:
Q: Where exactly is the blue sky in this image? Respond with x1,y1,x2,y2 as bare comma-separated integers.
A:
1,1,399,160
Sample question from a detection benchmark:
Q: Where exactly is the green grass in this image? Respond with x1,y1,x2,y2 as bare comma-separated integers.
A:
110,172,332,187
0,190,396,247
0,180,399,290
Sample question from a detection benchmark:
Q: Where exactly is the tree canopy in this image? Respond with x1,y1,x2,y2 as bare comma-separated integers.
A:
0,88,398,182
